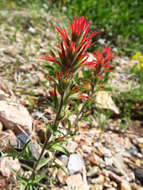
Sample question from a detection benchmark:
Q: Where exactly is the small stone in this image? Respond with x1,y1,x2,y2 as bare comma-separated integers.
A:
90,184,103,190
0,121,3,132
87,166,100,177
110,181,117,188
120,181,132,190
20,64,33,72
112,153,127,175
37,72,46,82
68,154,84,175
75,184,89,190
0,99,32,135
91,175,104,184
131,183,143,190
134,168,143,185
17,132,29,147
58,155,68,166
0,130,17,147
99,147,112,157
0,157,21,178
105,157,113,166
82,145,92,153
66,173,83,188
136,138,143,144
66,140,78,153
57,168,67,184
91,154,105,167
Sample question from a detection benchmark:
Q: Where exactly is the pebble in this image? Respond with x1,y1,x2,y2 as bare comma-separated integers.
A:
66,140,78,153
58,155,68,166
82,145,92,153
66,173,83,188
75,184,89,190
134,168,143,185
136,138,143,144
87,166,100,177
99,147,112,157
112,153,127,175
105,157,113,166
68,154,84,175
91,175,104,184
91,184,103,190
0,121,3,132
120,181,132,190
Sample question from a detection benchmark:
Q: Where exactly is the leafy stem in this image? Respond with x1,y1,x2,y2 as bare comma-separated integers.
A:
24,92,64,190
73,75,99,132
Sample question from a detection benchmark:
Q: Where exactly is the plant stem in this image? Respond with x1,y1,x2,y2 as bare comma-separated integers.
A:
73,77,98,131
53,92,64,128
24,93,64,190
72,103,85,129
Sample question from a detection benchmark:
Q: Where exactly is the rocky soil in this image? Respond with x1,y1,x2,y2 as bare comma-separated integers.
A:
0,9,143,190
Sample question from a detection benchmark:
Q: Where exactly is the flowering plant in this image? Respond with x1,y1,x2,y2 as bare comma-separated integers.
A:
132,51,143,72
3,16,114,190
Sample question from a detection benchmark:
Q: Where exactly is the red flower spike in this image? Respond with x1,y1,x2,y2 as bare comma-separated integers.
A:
103,46,114,61
42,17,98,74
56,72,62,79
56,27,70,46
42,53,59,64
90,46,114,74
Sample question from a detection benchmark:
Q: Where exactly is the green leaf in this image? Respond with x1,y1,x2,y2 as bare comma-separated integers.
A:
46,123,52,138
50,143,69,155
37,157,50,171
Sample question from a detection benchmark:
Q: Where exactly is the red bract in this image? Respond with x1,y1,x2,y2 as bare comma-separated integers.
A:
79,95,90,100
70,16,98,44
42,17,98,74
86,46,114,74
102,46,114,62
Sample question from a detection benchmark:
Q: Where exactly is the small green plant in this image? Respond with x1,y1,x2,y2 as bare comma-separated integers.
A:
2,16,114,189
132,51,143,72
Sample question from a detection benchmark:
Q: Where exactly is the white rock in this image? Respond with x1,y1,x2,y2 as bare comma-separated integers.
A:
0,99,32,135
68,154,84,175
136,138,143,144
105,157,113,166
0,157,21,178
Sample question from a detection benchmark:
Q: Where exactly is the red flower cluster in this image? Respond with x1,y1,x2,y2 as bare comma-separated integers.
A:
86,46,114,75
42,16,98,74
